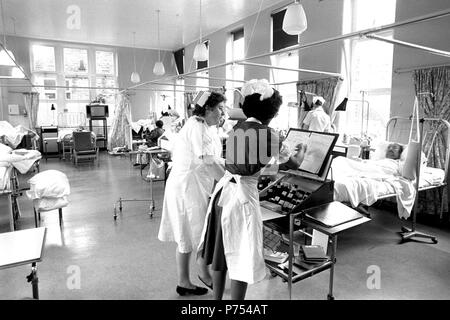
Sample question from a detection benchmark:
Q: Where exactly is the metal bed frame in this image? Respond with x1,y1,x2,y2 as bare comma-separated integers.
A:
375,117,450,243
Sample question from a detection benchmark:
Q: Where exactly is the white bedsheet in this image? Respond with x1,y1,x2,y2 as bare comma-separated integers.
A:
331,157,417,219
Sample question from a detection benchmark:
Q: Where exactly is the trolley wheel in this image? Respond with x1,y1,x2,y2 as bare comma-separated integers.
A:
327,294,335,300
432,238,438,244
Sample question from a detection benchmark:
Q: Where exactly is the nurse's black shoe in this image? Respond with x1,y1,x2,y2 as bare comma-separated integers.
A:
176,285,208,296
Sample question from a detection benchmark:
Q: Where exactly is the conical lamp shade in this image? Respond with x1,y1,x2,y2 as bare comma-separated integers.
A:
282,2,307,35
193,43,208,61
0,49,16,66
131,71,141,83
153,61,165,76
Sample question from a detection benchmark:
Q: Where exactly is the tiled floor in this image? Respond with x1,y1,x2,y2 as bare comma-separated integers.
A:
1,152,449,300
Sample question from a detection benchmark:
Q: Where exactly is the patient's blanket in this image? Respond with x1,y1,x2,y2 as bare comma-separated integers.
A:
332,157,416,219
0,121,38,149
0,143,42,174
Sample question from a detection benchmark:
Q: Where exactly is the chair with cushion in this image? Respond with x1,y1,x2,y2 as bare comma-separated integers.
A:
72,131,98,166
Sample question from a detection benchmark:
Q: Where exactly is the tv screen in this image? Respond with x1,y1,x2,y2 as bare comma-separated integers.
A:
87,105,108,118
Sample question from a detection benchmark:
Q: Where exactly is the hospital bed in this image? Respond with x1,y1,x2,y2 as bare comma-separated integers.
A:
331,117,449,242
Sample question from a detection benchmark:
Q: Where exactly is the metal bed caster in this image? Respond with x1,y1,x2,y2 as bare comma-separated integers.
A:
327,294,335,300
147,201,155,218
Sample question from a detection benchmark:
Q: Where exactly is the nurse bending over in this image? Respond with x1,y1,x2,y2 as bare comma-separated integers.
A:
158,92,226,296
197,79,307,300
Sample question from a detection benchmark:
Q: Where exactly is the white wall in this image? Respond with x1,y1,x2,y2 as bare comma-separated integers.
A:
391,0,450,119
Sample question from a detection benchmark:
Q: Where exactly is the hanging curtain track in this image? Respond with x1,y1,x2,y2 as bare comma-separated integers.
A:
395,63,450,74
365,34,450,58
237,62,342,78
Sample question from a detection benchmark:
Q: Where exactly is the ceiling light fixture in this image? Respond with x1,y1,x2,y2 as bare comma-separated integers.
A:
153,10,165,76
282,0,308,35
193,0,208,61
131,31,141,83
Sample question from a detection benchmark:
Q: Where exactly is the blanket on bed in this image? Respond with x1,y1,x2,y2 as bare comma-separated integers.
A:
331,157,416,219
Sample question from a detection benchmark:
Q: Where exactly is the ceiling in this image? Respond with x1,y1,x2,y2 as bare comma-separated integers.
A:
1,0,288,51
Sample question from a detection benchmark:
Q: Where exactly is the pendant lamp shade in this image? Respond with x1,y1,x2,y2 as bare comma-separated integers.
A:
0,49,15,66
153,10,165,76
131,71,141,83
282,1,307,35
131,32,141,83
193,43,208,61
153,61,165,76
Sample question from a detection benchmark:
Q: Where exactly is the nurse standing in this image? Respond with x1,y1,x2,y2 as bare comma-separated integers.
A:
158,92,226,296
197,79,307,300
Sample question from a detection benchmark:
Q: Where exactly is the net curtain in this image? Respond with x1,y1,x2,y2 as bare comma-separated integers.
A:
109,93,132,150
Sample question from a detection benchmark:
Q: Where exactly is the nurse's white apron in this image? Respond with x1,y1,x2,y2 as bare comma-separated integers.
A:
198,170,267,284
158,117,222,253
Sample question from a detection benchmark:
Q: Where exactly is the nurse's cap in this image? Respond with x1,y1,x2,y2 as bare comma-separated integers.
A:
312,96,326,106
194,91,211,107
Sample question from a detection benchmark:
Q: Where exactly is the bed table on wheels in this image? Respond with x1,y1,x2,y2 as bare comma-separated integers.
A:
0,227,47,299
113,148,170,220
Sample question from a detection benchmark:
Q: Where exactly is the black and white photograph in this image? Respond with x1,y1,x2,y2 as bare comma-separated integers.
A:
0,0,449,307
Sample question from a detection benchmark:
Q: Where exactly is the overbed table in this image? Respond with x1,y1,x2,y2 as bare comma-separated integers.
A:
0,227,47,299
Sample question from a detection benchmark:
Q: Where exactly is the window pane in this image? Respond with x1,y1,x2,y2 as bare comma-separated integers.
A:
64,48,88,74
32,45,56,72
65,77,90,100
38,102,57,126
354,0,396,30
96,76,116,102
96,51,115,75
33,74,57,100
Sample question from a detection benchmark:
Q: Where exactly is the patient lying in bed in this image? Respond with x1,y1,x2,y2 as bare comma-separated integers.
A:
331,143,415,219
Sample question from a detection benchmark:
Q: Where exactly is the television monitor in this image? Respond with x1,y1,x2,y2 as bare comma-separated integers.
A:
86,104,109,118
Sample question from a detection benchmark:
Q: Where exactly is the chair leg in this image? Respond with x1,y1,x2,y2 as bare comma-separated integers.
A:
58,208,63,227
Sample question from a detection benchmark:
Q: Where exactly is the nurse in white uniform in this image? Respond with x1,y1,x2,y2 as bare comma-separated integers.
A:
158,91,226,296
197,79,307,300
302,96,332,132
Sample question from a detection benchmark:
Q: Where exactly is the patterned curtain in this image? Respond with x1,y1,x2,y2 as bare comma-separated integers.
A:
413,66,450,217
23,92,40,129
109,93,132,150
296,77,342,128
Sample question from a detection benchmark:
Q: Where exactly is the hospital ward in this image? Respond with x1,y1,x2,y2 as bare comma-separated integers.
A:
1,0,450,302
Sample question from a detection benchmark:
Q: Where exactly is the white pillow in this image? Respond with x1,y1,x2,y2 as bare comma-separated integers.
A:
0,143,12,154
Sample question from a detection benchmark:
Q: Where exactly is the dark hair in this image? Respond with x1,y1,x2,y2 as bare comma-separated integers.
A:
155,120,164,128
315,100,323,107
192,92,226,116
241,90,282,123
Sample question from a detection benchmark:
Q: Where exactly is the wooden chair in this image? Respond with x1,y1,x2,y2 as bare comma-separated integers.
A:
72,131,98,166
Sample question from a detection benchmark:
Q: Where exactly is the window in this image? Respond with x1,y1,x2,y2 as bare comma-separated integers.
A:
65,76,90,100
271,9,299,52
33,74,57,100
95,51,115,75
31,45,56,72
63,48,89,74
342,0,396,140
226,29,245,106
31,43,118,127
173,48,185,75
270,52,299,130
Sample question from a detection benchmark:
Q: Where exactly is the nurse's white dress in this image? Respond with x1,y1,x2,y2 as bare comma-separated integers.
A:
158,116,223,253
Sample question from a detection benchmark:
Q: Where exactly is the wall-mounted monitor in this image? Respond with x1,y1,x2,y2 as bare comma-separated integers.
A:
86,104,109,118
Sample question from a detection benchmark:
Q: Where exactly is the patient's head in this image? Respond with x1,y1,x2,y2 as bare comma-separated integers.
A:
386,143,403,160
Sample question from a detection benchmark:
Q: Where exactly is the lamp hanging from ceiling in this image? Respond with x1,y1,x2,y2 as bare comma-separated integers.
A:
153,10,165,76
193,0,208,61
282,0,308,35
131,31,141,83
